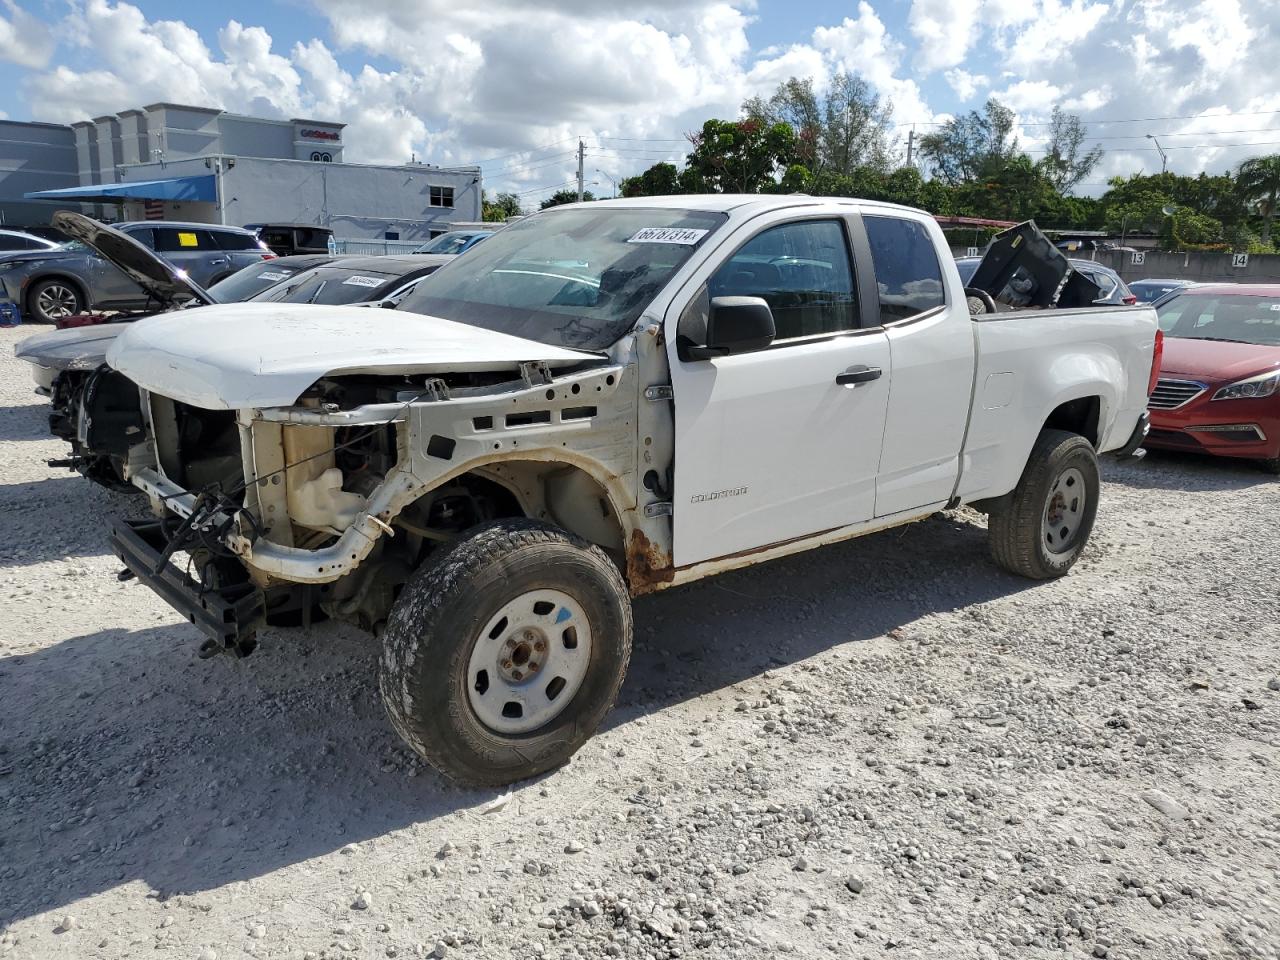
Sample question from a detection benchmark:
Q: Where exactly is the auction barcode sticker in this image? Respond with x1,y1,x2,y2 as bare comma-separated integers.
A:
627,227,709,245
342,275,384,287
257,271,288,281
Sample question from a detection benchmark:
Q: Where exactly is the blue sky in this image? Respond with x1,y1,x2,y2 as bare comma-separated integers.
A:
0,0,1275,202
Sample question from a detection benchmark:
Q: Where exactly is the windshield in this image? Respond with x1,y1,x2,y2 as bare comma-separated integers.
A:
415,232,480,255
251,266,398,305
1131,281,1185,303
1157,293,1280,345
207,263,307,303
397,207,727,350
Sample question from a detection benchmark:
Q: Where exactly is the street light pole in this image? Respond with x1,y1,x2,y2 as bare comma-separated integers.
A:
1146,134,1168,175
595,169,619,198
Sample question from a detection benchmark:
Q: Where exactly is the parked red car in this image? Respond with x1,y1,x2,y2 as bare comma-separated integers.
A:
1146,284,1280,472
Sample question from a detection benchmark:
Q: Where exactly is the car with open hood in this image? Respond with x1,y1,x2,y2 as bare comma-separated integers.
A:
0,217,273,323
100,198,1157,787
1145,284,1280,472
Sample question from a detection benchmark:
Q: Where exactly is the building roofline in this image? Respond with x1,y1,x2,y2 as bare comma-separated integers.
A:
0,119,75,131
142,102,225,115
290,118,347,129
117,109,145,118
91,115,120,124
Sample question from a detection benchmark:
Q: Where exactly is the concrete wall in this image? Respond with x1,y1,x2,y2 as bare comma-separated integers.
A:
218,116,296,161
143,103,222,162
118,155,483,239
0,120,81,226
1090,250,1280,285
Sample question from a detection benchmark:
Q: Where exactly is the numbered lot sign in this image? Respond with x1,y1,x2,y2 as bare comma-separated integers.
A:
966,246,980,257
1131,252,1146,265
1232,253,1249,268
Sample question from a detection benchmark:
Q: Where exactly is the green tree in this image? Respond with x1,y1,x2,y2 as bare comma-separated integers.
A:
481,190,522,221
1037,106,1104,193
917,98,1019,186
1236,154,1280,247
684,118,798,193
540,188,596,210
743,72,894,175
620,162,681,198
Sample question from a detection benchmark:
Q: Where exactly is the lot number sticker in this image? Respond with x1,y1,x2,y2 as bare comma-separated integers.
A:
627,227,708,245
177,231,198,248
342,275,384,287
1232,253,1249,268
257,271,289,281
1131,251,1146,265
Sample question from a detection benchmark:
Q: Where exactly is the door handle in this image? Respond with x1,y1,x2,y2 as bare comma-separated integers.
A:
210,258,228,265
836,365,882,386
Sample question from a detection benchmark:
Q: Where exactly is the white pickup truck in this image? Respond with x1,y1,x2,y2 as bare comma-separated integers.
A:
102,196,1158,785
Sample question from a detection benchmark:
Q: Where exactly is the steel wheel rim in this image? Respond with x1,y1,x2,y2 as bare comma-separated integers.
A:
466,588,593,735
1042,466,1086,555
37,284,77,318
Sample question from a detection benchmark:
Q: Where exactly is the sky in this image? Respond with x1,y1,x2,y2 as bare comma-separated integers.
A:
1,0,1278,207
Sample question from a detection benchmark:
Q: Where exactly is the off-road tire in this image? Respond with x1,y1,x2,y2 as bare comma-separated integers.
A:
27,277,84,324
988,429,1100,580
379,518,632,787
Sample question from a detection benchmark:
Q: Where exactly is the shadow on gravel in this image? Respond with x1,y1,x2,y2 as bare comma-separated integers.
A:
1103,448,1274,492
0,512,1031,926
0,400,49,442
0,475,137,567
616,511,1035,723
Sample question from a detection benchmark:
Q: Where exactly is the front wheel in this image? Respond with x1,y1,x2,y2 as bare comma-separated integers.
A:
379,519,632,786
988,429,1100,580
28,278,83,323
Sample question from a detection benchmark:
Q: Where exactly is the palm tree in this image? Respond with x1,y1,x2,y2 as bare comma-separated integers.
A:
1237,155,1280,247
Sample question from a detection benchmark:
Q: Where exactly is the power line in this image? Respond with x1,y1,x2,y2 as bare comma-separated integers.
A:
473,136,580,167
895,108,1280,129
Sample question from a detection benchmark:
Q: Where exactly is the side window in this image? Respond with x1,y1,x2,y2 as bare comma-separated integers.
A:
123,226,155,249
864,216,946,323
153,228,210,252
708,219,858,340
212,230,262,251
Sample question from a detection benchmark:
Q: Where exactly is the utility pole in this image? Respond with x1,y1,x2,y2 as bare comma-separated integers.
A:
906,127,915,168
576,139,585,202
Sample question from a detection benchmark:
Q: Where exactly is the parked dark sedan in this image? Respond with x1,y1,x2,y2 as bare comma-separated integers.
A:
0,220,272,323
251,255,450,306
1129,277,1199,304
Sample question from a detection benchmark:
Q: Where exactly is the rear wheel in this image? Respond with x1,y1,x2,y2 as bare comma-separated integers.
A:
988,429,1100,579
379,519,632,786
27,278,83,323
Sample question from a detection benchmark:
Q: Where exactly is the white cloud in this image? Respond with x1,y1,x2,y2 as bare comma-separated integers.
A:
6,0,1280,202
945,68,987,101
907,0,982,73
0,0,55,69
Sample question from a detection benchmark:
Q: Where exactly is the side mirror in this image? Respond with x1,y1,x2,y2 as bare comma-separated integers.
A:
685,296,776,360
380,299,398,309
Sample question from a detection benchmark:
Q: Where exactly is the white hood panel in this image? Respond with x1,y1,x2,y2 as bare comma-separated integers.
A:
105,302,600,409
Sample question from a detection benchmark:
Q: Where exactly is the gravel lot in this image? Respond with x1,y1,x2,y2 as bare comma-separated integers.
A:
0,322,1277,960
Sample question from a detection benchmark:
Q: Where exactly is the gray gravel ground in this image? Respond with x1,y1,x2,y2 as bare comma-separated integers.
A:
0,323,1277,960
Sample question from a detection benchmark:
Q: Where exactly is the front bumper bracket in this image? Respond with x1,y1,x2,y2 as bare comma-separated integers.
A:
110,518,265,653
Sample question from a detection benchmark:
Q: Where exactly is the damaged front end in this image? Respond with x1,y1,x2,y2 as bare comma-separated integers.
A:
113,355,649,656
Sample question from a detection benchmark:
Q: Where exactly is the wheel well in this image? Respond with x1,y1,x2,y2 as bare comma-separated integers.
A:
455,462,626,554
26,274,87,312
1044,396,1100,448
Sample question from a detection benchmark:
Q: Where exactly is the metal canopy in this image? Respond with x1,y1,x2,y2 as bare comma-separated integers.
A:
25,175,217,203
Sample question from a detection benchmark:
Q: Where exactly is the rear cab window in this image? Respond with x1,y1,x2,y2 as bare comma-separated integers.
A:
863,216,946,324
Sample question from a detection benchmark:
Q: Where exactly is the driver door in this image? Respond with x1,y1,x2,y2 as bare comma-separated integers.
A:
666,213,892,567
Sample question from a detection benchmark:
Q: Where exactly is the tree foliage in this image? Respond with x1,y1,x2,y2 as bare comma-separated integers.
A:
540,188,596,210
1038,107,1104,192
682,118,798,194
481,190,522,221
1236,154,1280,246
917,98,1019,186
743,72,895,175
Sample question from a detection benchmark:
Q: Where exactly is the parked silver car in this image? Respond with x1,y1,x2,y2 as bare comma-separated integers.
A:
0,220,272,323
0,229,63,253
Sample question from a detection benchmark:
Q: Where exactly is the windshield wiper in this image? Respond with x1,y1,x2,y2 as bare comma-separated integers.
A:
1182,335,1251,344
